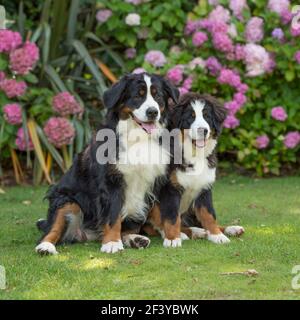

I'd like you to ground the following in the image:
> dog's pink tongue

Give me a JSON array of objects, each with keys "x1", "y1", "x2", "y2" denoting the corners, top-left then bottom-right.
[
  {"x1": 195, "y1": 139, "x2": 206, "y2": 148},
  {"x1": 141, "y1": 122, "x2": 156, "y2": 134}
]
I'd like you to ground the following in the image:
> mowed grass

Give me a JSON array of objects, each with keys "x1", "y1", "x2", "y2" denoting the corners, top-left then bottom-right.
[{"x1": 0, "y1": 175, "x2": 300, "y2": 300}]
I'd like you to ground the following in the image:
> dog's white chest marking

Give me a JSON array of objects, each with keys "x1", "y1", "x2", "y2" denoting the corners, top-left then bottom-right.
[
  {"x1": 177, "y1": 139, "x2": 217, "y2": 214},
  {"x1": 117, "y1": 119, "x2": 168, "y2": 221}
]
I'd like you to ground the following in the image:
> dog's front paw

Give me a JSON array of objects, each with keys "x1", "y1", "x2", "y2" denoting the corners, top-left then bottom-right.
[
  {"x1": 163, "y1": 238, "x2": 182, "y2": 248},
  {"x1": 35, "y1": 241, "x2": 58, "y2": 255},
  {"x1": 207, "y1": 232, "x2": 230, "y2": 244},
  {"x1": 122, "y1": 234, "x2": 150, "y2": 249},
  {"x1": 224, "y1": 226, "x2": 245, "y2": 237},
  {"x1": 101, "y1": 240, "x2": 124, "y2": 254},
  {"x1": 189, "y1": 227, "x2": 207, "y2": 239}
]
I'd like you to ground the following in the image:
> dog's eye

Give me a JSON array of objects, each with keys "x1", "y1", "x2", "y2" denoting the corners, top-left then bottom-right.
[
  {"x1": 139, "y1": 89, "x2": 145, "y2": 96},
  {"x1": 151, "y1": 87, "x2": 157, "y2": 95},
  {"x1": 203, "y1": 109, "x2": 209, "y2": 117},
  {"x1": 192, "y1": 111, "x2": 196, "y2": 118}
]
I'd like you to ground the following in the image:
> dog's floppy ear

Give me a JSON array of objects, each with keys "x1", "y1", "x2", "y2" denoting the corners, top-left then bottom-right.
[
  {"x1": 202, "y1": 94, "x2": 227, "y2": 135},
  {"x1": 163, "y1": 78, "x2": 180, "y2": 105},
  {"x1": 103, "y1": 76, "x2": 128, "y2": 109}
]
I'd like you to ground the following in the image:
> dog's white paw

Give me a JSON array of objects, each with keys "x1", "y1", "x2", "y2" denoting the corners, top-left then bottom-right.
[
  {"x1": 122, "y1": 234, "x2": 150, "y2": 249},
  {"x1": 224, "y1": 226, "x2": 245, "y2": 237},
  {"x1": 189, "y1": 227, "x2": 207, "y2": 239},
  {"x1": 207, "y1": 232, "x2": 230, "y2": 244},
  {"x1": 163, "y1": 238, "x2": 182, "y2": 248},
  {"x1": 101, "y1": 240, "x2": 124, "y2": 254},
  {"x1": 180, "y1": 232, "x2": 190, "y2": 240},
  {"x1": 35, "y1": 242, "x2": 58, "y2": 255}
]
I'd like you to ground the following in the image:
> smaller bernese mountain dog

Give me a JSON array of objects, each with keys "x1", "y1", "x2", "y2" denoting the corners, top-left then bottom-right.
[
  {"x1": 144, "y1": 93, "x2": 244, "y2": 247},
  {"x1": 35, "y1": 73, "x2": 179, "y2": 255}
]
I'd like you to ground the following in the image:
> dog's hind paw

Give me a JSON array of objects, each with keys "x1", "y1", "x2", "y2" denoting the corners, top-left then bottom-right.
[
  {"x1": 122, "y1": 234, "x2": 150, "y2": 249},
  {"x1": 189, "y1": 227, "x2": 207, "y2": 239},
  {"x1": 163, "y1": 238, "x2": 182, "y2": 248},
  {"x1": 224, "y1": 226, "x2": 245, "y2": 237},
  {"x1": 101, "y1": 240, "x2": 124, "y2": 254},
  {"x1": 35, "y1": 241, "x2": 58, "y2": 255},
  {"x1": 207, "y1": 232, "x2": 230, "y2": 244}
]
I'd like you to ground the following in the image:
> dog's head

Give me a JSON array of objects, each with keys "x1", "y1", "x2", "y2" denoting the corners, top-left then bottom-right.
[
  {"x1": 103, "y1": 73, "x2": 179, "y2": 134},
  {"x1": 170, "y1": 93, "x2": 227, "y2": 148}
]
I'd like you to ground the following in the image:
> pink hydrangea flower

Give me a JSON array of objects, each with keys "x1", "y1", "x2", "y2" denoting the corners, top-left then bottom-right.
[
  {"x1": 137, "y1": 28, "x2": 149, "y2": 39},
  {"x1": 228, "y1": 23, "x2": 238, "y2": 38},
  {"x1": 217, "y1": 68, "x2": 241, "y2": 89},
  {"x1": 234, "y1": 92, "x2": 247, "y2": 107},
  {"x1": 182, "y1": 76, "x2": 193, "y2": 91},
  {"x1": 271, "y1": 106, "x2": 287, "y2": 121},
  {"x1": 192, "y1": 31, "x2": 208, "y2": 47},
  {"x1": 235, "y1": 44, "x2": 246, "y2": 60},
  {"x1": 256, "y1": 135, "x2": 270, "y2": 149},
  {"x1": 125, "y1": 48, "x2": 136, "y2": 59},
  {"x1": 212, "y1": 32, "x2": 234, "y2": 53},
  {"x1": 208, "y1": 5, "x2": 231, "y2": 24},
  {"x1": 284, "y1": 131, "x2": 300, "y2": 148},
  {"x1": 15, "y1": 128, "x2": 34, "y2": 151},
  {"x1": 223, "y1": 115, "x2": 240, "y2": 128},
  {"x1": 229, "y1": 0, "x2": 248, "y2": 20},
  {"x1": 244, "y1": 44, "x2": 270, "y2": 77},
  {"x1": 184, "y1": 20, "x2": 199, "y2": 35},
  {"x1": 294, "y1": 51, "x2": 300, "y2": 64},
  {"x1": 44, "y1": 117, "x2": 75, "y2": 148},
  {"x1": 166, "y1": 66, "x2": 183, "y2": 85},
  {"x1": 268, "y1": 0, "x2": 290, "y2": 16},
  {"x1": 144, "y1": 50, "x2": 166, "y2": 67},
  {"x1": 208, "y1": 0, "x2": 219, "y2": 5},
  {"x1": 132, "y1": 67, "x2": 146, "y2": 74},
  {"x1": 179, "y1": 87, "x2": 189, "y2": 96},
  {"x1": 125, "y1": 0, "x2": 143, "y2": 4},
  {"x1": 0, "y1": 79, "x2": 27, "y2": 98},
  {"x1": 281, "y1": 9, "x2": 293, "y2": 24},
  {"x1": 0, "y1": 30, "x2": 22, "y2": 53},
  {"x1": 245, "y1": 17, "x2": 264, "y2": 43},
  {"x1": 237, "y1": 83, "x2": 249, "y2": 94},
  {"x1": 96, "y1": 9, "x2": 112, "y2": 23},
  {"x1": 125, "y1": 13, "x2": 141, "y2": 26},
  {"x1": 0, "y1": 71, "x2": 5, "y2": 83},
  {"x1": 224, "y1": 100, "x2": 240, "y2": 114},
  {"x1": 272, "y1": 28, "x2": 285, "y2": 41},
  {"x1": 9, "y1": 41, "x2": 39, "y2": 75},
  {"x1": 290, "y1": 25, "x2": 300, "y2": 37},
  {"x1": 52, "y1": 92, "x2": 83, "y2": 117},
  {"x1": 3, "y1": 103, "x2": 23, "y2": 125},
  {"x1": 206, "y1": 57, "x2": 222, "y2": 75}
]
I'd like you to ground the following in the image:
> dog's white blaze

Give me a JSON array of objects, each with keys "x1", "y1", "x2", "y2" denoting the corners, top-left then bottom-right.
[
  {"x1": 117, "y1": 118, "x2": 168, "y2": 221},
  {"x1": 132, "y1": 74, "x2": 161, "y2": 122},
  {"x1": 177, "y1": 137, "x2": 217, "y2": 214},
  {"x1": 189, "y1": 100, "x2": 210, "y2": 140}
]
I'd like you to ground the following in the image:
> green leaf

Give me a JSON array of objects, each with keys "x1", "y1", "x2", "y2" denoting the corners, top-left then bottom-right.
[
  {"x1": 44, "y1": 65, "x2": 68, "y2": 92},
  {"x1": 285, "y1": 70, "x2": 295, "y2": 82},
  {"x1": 153, "y1": 20, "x2": 162, "y2": 33},
  {"x1": 24, "y1": 73, "x2": 39, "y2": 84}
]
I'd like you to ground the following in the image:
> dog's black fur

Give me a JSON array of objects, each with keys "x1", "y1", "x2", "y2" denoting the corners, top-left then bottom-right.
[
  {"x1": 145, "y1": 93, "x2": 230, "y2": 244},
  {"x1": 36, "y1": 73, "x2": 179, "y2": 252}
]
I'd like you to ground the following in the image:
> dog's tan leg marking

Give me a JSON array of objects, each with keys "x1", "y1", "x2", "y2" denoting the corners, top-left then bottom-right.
[
  {"x1": 195, "y1": 207, "x2": 230, "y2": 244},
  {"x1": 43, "y1": 203, "x2": 81, "y2": 244},
  {"x1": 101, "y1": 217, "x2": 124, "y2": 253}
]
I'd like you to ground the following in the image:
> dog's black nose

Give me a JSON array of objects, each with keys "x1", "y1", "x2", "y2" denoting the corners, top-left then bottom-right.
[{"x1": 146, "y1": 107, "x2": 158, "y2": 120}]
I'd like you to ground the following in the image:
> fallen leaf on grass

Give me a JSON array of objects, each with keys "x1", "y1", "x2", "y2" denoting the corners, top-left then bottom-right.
[
  {"x1": 22, "y1": 200, "x2": 31, "y2": 205},
  {"x1": 0, "y1": 188, "x2": 6, "y2": 194},
  {"x1": 220, "y1": 269, "x2": 259, "y2": 277}
]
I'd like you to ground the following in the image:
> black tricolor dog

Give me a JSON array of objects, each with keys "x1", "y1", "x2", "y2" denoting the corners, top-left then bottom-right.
[
  {"x1": 35, "y1": 73, "x2": 179, "y2": 255},
  {"x1": 145, "y1": 93, "x2": 244, "y2": 246}
]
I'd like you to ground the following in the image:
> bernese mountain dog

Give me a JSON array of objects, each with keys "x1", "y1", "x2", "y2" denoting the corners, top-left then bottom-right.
[
  {"x1": 144, "y1": 93, "x2": 244, "y2": 246},
  {"x1": 35, "y1": 73, "x2": 179, "y2": 255}
]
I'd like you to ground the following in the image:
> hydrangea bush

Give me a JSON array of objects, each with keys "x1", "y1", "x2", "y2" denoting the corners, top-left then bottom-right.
[
  {"x1": 0, "y1": 29, "x2": 82, "y2": 180},
  {"x1": 104, "y1": 0, "x2": 300, "y2": 175}
]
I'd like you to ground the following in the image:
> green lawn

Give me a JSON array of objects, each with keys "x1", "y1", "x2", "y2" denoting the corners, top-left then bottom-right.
[{"x1": 0, "y1": 175, "x2": 299, "y2": 300}]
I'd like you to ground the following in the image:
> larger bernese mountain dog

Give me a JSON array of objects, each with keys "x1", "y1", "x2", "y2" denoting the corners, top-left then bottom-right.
[
  {"x1": 35, "y1": 73, "x2": 179, "y2": 255},
  {"x1": 144, "y1": 93, "x2": 245, "y2": 246}
]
